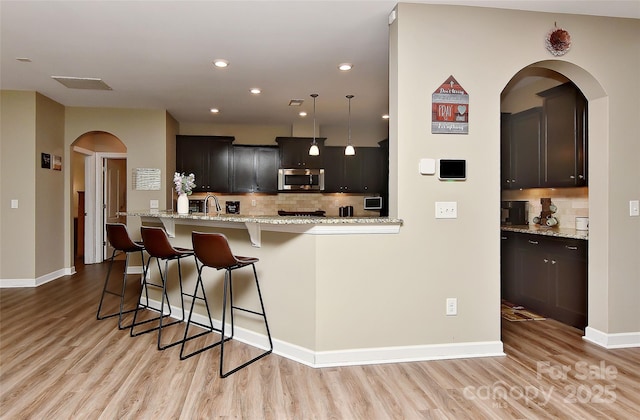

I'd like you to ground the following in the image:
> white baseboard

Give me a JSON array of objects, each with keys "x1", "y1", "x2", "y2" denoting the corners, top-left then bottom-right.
[
  {"x1": 0, "y1": 267, "x2": 75, "y2": 288},
  {"x1": 584, "y1": 326, "x2": 640, "y2": 349},
  {"x1": 142, "y1": 297, "x2": 505, "y2": 367}
]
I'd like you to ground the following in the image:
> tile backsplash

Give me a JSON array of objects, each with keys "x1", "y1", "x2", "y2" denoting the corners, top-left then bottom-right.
[
  {"x1": 502, "y1": 187, "x2": 588, "y2": 228},
  {"x1": 186, "y1": 192, "x2": 382, "y2": 217}
]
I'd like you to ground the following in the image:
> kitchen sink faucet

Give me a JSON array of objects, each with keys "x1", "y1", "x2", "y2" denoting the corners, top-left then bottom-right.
[{"x1": 204, "y1": 193, "x2": 221, "y2": 215}]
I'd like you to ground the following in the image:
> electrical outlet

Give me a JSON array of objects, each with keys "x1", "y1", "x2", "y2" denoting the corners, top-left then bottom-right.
[
  {"x1": 251, "y1": 199, "x2": 257, "y2": 207},
  {"x1": 446, "y1": 298, "x2": 457, "y2": 316},
  {"x1": 436, "y1": 201, "x2": 457, "y2": 219},
  {"x1": 150, "y1": 199, "x2": 159, "y2": 209},
  {"x1": 11, "y1": 199, "x2": 18, "y2": 209}
]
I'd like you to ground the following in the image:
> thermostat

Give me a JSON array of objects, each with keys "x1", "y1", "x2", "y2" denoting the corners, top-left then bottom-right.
[{"x1": 438, "y1": 159, "x2": 466, "y2": 181}]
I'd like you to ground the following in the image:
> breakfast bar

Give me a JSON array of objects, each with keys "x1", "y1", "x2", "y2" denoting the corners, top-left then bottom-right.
[{"x1": 122, "y1": 210, "x2": 403, "y2": 366}]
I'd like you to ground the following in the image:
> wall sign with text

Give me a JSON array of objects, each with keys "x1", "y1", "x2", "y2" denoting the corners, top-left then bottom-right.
[{"x1": 431, "y1": 75, "x2": 469, "y2": 134}]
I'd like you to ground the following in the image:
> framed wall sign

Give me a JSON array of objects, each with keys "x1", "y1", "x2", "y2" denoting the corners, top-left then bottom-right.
[{"x1": 431, "y1": 75, "x2": 469, "y2": 134}]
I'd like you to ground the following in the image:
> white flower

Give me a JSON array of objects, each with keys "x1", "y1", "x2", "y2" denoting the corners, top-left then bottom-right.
[{"x1": 174, "y1": 172, "x2": 196, "y2": 195}]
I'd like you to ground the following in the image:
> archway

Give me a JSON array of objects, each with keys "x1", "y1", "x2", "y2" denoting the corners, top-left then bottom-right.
[
  {"x1": 500, "y1": 60, "x2": 607, "y2": 341},
  {"x1": 71, "y1": 131, "x2": 127, "y2": 264}
]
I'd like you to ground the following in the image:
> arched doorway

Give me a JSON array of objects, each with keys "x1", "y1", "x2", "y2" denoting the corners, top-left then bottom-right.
[
  {"x1": 71, "y1": 131, "x2": 127, "y2": 264},
  {"x1": 500, "y1": 60, "x2": 607, "y2": 340}
]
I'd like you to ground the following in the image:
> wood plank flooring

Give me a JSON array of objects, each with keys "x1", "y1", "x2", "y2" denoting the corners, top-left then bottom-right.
[{"x1": 1, "y1": 260, "x2": 639, "y2": 419}]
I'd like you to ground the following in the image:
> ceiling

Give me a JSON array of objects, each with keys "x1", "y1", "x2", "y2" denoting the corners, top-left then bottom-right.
[{"x1": 2, "y1": 1, "x2": 638, "y2": 130}]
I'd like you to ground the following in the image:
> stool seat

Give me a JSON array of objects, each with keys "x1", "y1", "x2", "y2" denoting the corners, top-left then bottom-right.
[
  {"x1": 180, "y1": 231, "x2": 272, "y2": 378},
  {"x1": 130, "y1": 226, "x2": 194, "y2": 351},
  {"x1": 97, "y1": 223, "x2": 145, "y2": 330}
]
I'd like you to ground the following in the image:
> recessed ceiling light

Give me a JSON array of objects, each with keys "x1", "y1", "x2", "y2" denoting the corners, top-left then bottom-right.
[
  {"x1": 213, "y1": 59, "x2": 229, "y2": 68},
  {"x1": 382, "y1": 114, "x2": 390, "y2": 120},
  {"x1": 250, "y1": 88, "x2": 261, "y2": 94},
  {"x1": 299, "y1": 111, "x2": 307, "y2": 117},
  {"x1": 210, "y1": 108, "x2": 220, "y2": 114},
  {"x1": 338, "y1": 63, "x2": 353, "y2": 71},
  {"x1": 289, "y1": 99, "x2": 304, "y2": 106}
]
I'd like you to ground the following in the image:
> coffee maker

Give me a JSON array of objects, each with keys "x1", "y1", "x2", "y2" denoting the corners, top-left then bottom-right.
[{"x1": 501, "y1": 201, "x2": 528, "y2": 225}]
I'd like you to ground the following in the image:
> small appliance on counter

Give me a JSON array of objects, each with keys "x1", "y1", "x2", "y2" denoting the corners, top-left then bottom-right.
[
  {"x1": 339, "y1": 206, "x2": 354, "y2": 217},
  {"x1": 500, "y1": 201, "x2": 528, "y2": 225},
  {"x1": 225, "y1": 201, "x2": 240, "y2": 214}
]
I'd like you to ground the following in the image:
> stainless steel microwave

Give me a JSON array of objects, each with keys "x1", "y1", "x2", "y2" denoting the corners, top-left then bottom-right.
[{"x1": 278, "y1": 168, "x2": 325, "y2": 191}]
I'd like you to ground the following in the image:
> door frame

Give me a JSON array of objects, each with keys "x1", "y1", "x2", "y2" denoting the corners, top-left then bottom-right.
[{"x1": 96, "y1": 153, "x2": 127, "y2": 262}]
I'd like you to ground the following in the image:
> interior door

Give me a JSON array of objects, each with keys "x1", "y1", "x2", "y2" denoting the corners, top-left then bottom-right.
[{"x1": 104, "y1": 158, "x2": 127, "y2": 258}]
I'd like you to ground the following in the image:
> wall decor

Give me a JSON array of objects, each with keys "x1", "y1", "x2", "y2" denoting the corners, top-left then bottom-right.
[
  {"x1": 432, "y1": 75, "x2": 469, "y2": 134},
  {"x1": 133, "y1": 168, "x2": 161, "y2": 190},
  {"x1": 53, "y1": 155, "x2": 62, "y2": 171},
  {"x1": 545, "y1": 24, "x2": 571, "y2": 56},
  {"x1": 41, "y1": 153, "x2": 51, "y2": 169}
]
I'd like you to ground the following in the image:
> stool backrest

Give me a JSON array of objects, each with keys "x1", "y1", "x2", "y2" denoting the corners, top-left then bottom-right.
[
  {"x1": 192, "y1": 231, "x2": 237, "y2": 269},
  {"x1": 106, "y1": 223, "x2": 141, "y2": 252},
  {"x1": 141, "y1": 226, "x2": 178, "y2": 259}
]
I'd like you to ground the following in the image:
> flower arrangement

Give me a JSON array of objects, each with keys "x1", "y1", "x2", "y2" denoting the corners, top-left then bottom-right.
[{"x1": 173, "y1": 172, "x2": 196, "y2": 196}]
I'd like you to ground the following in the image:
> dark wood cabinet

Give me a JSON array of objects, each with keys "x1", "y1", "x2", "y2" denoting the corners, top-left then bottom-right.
[
  {"x1": 324, "y1": 146, "x2": 384, "y2": 193},
  {"x1": 276, "y1": 137, "x2": 325, "y2": 168},
  {"x1": 502, "y1": 107, "x2": 543, "y2": 189},
  {"x1": 232, "y1": 145, "x2": 279, "y2": 193},
  {"x1": 176, "y1": 135, "x2": 234, "y2": 192},
  {"x1": 538, "y1": 82, "x2": 588, "y2": 187},
  {"x1": 501, "y1": 231, "x2": 587, "y2": 330},
  {"x1": 501, "y1": 82, "x2": 587, "y2": 190}
]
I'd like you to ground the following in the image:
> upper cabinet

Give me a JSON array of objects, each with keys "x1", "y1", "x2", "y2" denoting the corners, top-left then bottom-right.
[
  {"x1": 176, "y1": 135, "x2": 234, "y2": 192},
  {"x1": 502, "y1": 108, "x2": 543, "y2": 189},
  {"x1": 538, "y1": 83, "x2": 588, "y2": 187},
  {"x1": 276, "y1": 137, "x2": 325, "y2": 168},
  {"x1": 232, "y1": 145, "x2": 279, "y2": 193},
  {"x1": 501, "y1": 82, "x2": 587, "y2": 190},
  {"x1": 324, "y1": 146, "x2": 385, "y2": 193}
]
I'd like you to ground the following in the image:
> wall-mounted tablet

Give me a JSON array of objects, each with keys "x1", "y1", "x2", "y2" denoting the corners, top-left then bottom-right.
[{"x1": 438, "y1": 159, "x2": 466, "y2": 180}]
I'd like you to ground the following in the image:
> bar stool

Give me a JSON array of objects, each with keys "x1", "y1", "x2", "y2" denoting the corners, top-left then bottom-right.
[
  {"x1": 97, "y1": 223, "x2": 145, "y2": 330},
  {"x1": 181, "y1": 231, "x2": 272, "y2": 378},
  {"x1": 130, "y1": 226, "x2": 194, "y2": 350}
]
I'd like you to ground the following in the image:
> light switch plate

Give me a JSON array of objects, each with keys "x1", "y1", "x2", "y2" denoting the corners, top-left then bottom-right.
[
  {"x1": 631, "y1": 200, "x2": 639, "y2": 217},
  {"x1": 435, "y1": 201, "x2": 457, "y2": 219},
  {"x1": 150, "y1": 199, "x2": 159, "y2": 209},
  {"x1": 419, "y1": 158, "x2": 436, "y2": 175},
  {"x1": 11, "y1": 199, "x2": 18, "y2": 209}
]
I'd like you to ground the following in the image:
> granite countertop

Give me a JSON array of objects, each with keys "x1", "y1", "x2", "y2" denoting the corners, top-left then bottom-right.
[
  {"x1": 501, "y1": 224, "x2": 588, "y2": 240},
  {"x1": 123, "y1": 210, "x2": 403, "y2": 225}
]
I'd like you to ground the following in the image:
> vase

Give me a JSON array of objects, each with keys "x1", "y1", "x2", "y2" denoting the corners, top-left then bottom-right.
[{"x1": 177, "y1": 194, "x2": 189, "y2": 214}]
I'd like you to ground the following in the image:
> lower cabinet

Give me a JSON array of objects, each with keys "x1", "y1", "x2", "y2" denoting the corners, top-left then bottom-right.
[{"x1": 501, "y1": 231, "x2": 587, "y2": 330}]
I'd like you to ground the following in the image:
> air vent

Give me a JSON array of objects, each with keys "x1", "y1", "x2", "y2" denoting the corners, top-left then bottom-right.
[
  {"x1": 51, "y1": 76, "x2": 112, "y2": 90},
  {"x1": 288, "y1": 99, "x2": 304, "y2": 106}
]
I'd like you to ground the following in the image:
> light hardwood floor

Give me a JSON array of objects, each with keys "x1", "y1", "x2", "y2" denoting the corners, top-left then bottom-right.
[{"x1": 1, "y1": 260, "x2": 639, "y2": 419}]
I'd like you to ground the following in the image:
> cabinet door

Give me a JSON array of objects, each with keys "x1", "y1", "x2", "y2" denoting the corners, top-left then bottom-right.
[
  {"x1": 509, "y1": 108, "x2": 542, "y2": 189},
  {"x1": 277, "y1": 137, "x2": 324, "y2": 168},
  {"x1": 516, "y1": 237, "x2": 551, "y2": 316},
  {"x1": 359, "y1": 147, "x2": 384, "y2": 193},
  {"x1": 500, "y1": 232, "x2": 519, "y2": 303},
  {"x1": 232, "y1": 146, "x2": 255, "y2": 192},
  {"x1": 176, "y1": 136, "x2": 210, "y2": 192},
  {"x1": 205, "y1": 139, "x2": 232, "y2": 192},
  {"x1": 500, "y1": 113, "x2": 512, "y2": 190},
  {"x1": 323, "y1": 147, "x2": 344, "y2": 192},
  {"x1": 255, "y1": 147, "x2": 278, "y2": 192},
  {"x1": 550, "y1": 240, "x2": 587, "y2": 329},
  {"x1": 540, "y1": 83, "x2": 588, "y2": 187}
]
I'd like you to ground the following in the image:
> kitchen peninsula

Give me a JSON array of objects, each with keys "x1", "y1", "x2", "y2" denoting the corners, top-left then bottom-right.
[{"x1": 122, "y1": 210, "x2": 403, "y2": 366}]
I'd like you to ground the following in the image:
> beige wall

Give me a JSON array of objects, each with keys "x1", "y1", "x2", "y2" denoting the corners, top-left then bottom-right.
[
  {"x1": 1, "y1": 91, "x2": 37, "y2": 278},
  {"x1": 64, "y1": 107, "x2": 170, "y2": 267},
  {"x1": 35, "y1": 93, "x2": 66, "y2": 278},
  {"x1": 391, "y1": 4, "x2": 639, "y2": 339}
]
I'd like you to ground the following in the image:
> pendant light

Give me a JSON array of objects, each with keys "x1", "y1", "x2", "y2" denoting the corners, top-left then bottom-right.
[
  {"x1": 345, "y1": 94, "x2": 356, "y2": 156},
  {"x1": 309, "y1": 93, "x2": 320, "y2": 156}
]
